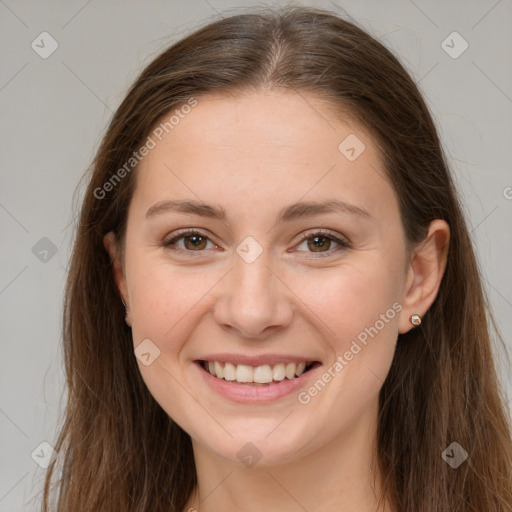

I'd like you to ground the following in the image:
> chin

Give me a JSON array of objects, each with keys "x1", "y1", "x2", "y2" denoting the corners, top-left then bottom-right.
[{"x1": 195, "y1": 425, "x2": 317, "y2": 468}]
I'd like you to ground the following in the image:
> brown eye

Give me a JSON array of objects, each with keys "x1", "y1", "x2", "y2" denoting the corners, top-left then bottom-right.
[
  {"x1": 183, "y1": 234, "x2": 208, "y2": 250},
  {"x1": 295, "y1": 230, "x2": 351, "y2": 257},
  {"x1": 164, "y1": 230, "x2": 216, "y2": 252},
  {"x1": 307, "y1": 235, "x2": 333, "y2": 252}
]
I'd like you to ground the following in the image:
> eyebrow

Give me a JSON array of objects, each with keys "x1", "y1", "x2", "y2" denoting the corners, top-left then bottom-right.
[{"x1": 145, "y1": 198, "x2": 373, "y2": 224}]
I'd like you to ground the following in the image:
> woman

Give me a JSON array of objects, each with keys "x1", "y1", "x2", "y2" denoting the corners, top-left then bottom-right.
[{"x1": 41, "y1": 5, "x2": 512, "y2": 511}]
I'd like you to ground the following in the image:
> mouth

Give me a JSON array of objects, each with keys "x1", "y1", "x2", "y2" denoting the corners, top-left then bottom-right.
[{"x1": 197, "y1": 359, "x2": 320, "y2": 386}]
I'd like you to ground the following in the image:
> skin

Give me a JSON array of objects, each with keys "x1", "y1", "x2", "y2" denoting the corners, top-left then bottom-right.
[{"x1": 104, "y1": 89, "x2": 449, "y2": 512}]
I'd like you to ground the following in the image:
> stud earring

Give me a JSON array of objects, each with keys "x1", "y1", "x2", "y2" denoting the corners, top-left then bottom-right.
[{"x1": 410, "y1": 314, "x2": 422, "y2": 326}]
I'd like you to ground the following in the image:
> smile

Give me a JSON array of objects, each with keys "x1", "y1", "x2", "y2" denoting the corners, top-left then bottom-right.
[{"x1": 200, "y1": 360, "x2": 316, "y2": 385}]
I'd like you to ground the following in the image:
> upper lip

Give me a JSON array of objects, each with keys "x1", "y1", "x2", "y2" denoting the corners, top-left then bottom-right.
[{"x1": 195, "y1": 353, "x2": 320, "y2": 366}]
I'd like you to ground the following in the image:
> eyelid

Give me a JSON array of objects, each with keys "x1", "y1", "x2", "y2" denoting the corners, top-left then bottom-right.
[
  {"x1": 297, "y1": 228, "x2": 350, "y2": 245},
  {"x1": 292, "y1": 228, "x2": 352, "y2": 257},
  {"x1": 163, "y1": 228, "x2": 219, "y2": 253},
  {"x1": 163, "y1": 227, "x2": 352, "y2": 256}
]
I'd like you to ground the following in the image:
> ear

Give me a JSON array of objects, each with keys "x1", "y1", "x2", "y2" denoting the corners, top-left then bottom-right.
[
  {"x1": 103, "y1": 231, "x2": 132, "y2": 326},
  {"x1": 398, "y1": 219, "x2": 450, "y2": 334}
]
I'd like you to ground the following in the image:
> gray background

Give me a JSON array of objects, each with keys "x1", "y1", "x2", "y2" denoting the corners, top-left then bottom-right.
[{"x1": 1, "y1": 0, "x2": 511, "y2": 510}]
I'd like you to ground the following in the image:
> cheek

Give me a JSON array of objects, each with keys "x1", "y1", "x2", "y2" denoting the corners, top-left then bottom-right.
[
  {"x1": 128, "y1": 258, "x2": 217, "y2": 343},
  {"x1": 296, "y1": 258, "x2": 401, "y2": 337},
  {"x1": 294, "y1": 260, "x2": 401, "y2": 388},
  {"x1": 126, "y1": 261, "x2": 218, "y2": 434}
]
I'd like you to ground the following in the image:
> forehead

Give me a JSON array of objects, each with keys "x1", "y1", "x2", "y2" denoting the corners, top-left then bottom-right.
[{"x1": 132, "y1": 89, "x2": 397, "y2": 224}]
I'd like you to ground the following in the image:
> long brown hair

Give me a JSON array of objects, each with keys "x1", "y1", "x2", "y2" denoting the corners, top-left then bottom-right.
[{"x1": 41, "y1": 5, "x2": 512, "y2": 511}]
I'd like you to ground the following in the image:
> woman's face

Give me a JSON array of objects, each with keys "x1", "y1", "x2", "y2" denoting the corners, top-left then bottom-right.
[{"x1": 109, "y1": 90, "x2": 413, "y2": 466}]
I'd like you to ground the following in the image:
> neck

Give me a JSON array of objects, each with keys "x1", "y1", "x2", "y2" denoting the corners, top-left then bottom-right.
[{"x1": 183, "y1": 397, "x2": 393, "y2": 512}]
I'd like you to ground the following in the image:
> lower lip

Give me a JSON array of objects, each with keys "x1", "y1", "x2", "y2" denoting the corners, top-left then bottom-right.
[{"x1": 194, "y1": 361, "x2": 320, "y2": 403}]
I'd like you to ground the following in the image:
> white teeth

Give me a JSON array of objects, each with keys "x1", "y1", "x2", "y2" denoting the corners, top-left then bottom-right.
[
  {"x1": 272, "y1": 363, "x2": 286, "y2": 381},
  {"x1": 214, "y1": 361, "x2": 223, "y2": 379},
  {"x1": 285, "y1": 363, "x2": 296, "y2": 380},
  {"x1": 204, "y1": 360, "x2": 313, "y2": 383},
  {"x1": 223, "y1": 362, "x2": 236, "y2": 381},
  {"x1": 236, "y1": 364, "x2": 253, "y2": 383},
  {"x1": 295, "y1": 362, "x2": 306, "y2": 377},
  {"x1": 253, "y1": 365, "x2": 273, "y2": 383}
]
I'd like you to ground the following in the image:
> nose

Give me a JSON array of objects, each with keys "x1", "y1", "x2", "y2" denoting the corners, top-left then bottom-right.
[{"x1": 213, "y1": 249, "x2": 294, "y2": 339}]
